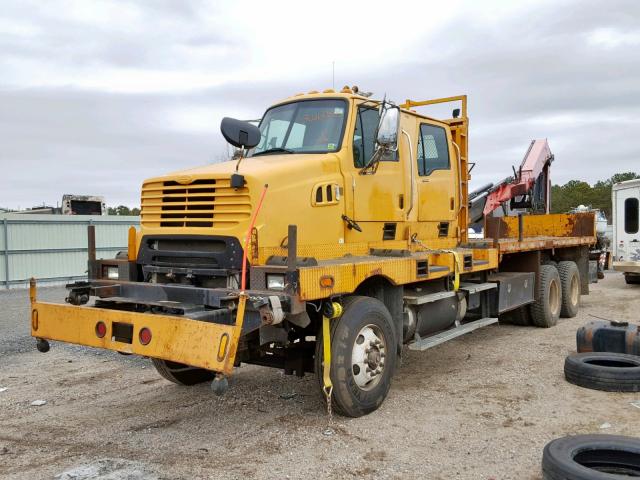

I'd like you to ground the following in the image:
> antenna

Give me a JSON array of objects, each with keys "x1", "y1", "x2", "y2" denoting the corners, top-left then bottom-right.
[{"x1": 332, "y1": 61, "x2": 335, "y2": 89}]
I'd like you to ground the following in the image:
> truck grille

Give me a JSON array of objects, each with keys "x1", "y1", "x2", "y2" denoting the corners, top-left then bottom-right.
[{"x1": 141, "y1": 178, "x2": 251, "y2": 228}]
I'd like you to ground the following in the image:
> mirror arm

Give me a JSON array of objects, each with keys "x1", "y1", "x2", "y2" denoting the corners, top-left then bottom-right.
[
  {"x1": 234, "y1": 145, "x2": 246, "y2": 172},
  {"x1": 358, "y1": 147, "x2": 383, "y2": 175}
]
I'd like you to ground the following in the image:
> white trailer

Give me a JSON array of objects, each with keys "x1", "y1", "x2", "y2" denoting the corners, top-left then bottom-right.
[{"x1": 612, "y1": 179, "x2": 640, "y2": 284}]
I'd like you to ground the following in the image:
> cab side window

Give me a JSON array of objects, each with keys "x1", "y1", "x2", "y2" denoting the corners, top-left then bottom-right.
[
  {"x1": 353, "y1": 106, "x2": 398, "y2": 167},
  {"x1": 417, "y1": 124, "x2": 450, "y2": 176},
  {"x1": 625, "y1": 198, "x2": 639, "y2": 234}
]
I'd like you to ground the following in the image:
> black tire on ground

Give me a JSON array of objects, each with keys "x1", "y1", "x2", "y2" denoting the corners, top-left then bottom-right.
[
  {"x1": 564, "y1": 352, "x2": 640, "y2": 392},
  {"x1": 531, "y1": 264, "x2": 562, "y2": 328},
  {"x1": 558, "y1": 261, "x2": 580, "y2": 318},
  {"x1": 626, "y1": 274, "x2": 640, "y2": 285},
  {"x1": 314, "y1": 296, "x2": 397, "y2": 418},
  {"x1": 542, "y1": 434, "x2": 640, "y2": 479},
  {"x1": 152, "y1": 358, "x2": 215, "y2": 386},
  {"x1": 499, "y1": 305, "x2": 531, "y2": 326}
]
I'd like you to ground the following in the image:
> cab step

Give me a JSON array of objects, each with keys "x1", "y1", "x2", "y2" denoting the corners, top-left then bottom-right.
[{"x1": 407, "y1": 317, "x2": 499, "y2": 351}]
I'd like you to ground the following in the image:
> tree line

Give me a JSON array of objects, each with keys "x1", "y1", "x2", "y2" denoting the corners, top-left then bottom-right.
[
  {"x1": 107, "y1": 205, "x2": 140, "y2": 216},
  {"x1": 550, "y1": 172, "x2": 639, "y2": 220}
]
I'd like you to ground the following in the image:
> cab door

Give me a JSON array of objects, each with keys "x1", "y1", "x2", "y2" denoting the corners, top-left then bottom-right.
[
  {"x1": 415, "y1": 123, "x2": 458, "y2": 227},
  {"x1": 351, "y1": 104, "x2": 406, "y2": 222}
]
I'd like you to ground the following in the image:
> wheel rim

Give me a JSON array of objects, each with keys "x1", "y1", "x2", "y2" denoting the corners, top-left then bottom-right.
[
  {"x1": 570, "y1": 274, "x2": 580, "y2": 306},
  {"x1": 351, "y1": 324, "x2": 387, "y2": 391},
  {"x1": 549, "y1": 279, "x2": 560, "y2": 316}
]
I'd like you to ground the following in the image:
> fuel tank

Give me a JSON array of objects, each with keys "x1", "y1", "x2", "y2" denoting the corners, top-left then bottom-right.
[{"x1": 576, "y1": 320, "x2": 640, "y2": 356}]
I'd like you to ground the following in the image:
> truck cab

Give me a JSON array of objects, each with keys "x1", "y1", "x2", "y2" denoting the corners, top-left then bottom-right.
[{"x1": 137, "y1": 89, "x2": 468, "y2": 292}]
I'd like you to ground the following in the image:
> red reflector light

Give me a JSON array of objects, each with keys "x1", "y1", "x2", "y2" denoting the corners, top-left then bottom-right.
[
  {"x1": 95, "y1": 321, "x2": 107, "y2": 338},
  {"x1": 139, "y1": 327, "x2": 152, "y2": 345}
]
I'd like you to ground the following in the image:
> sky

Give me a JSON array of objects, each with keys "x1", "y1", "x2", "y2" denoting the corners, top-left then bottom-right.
[{"x1": 1, "y1": 0, "x2": 639, "y2": 210}]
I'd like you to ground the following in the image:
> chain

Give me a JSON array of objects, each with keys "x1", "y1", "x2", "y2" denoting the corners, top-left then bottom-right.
[{"x1": 323, "y1": 385, "x2": 334, "y2": 432}]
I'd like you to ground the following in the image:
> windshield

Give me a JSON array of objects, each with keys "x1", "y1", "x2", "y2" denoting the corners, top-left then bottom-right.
[{"x1": 251, "y1": 99, "x2": 347, "y2": 155}]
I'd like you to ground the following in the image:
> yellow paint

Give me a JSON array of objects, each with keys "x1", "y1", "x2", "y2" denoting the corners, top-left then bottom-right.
[
  {"x1": 138, "y1": 92, "x2": 471, "y2": 268},
  {"x1": 30, "y1": 296, "x2": 239, "y2": 372},
  {"x1": 30, "y1": 91, "x2": 597, "y2": 370}
]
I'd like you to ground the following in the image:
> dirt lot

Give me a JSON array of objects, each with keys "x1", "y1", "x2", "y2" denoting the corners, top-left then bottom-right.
[{"x1": 1, "y1": 274, "x2": 639, "y2": 480}]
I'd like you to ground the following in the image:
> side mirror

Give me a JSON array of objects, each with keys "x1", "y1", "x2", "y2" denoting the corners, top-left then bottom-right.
[
  {"x1": 220, "y1": 117, "x2": 261, "y2": 149},
  {"x1": 376, "y1": 106, "x2": 400, "y2": 150}
]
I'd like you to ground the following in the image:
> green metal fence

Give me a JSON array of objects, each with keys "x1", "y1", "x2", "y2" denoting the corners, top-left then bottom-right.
[{"x1": 0, "y1": 214, "x2": 139, "y2": 288}]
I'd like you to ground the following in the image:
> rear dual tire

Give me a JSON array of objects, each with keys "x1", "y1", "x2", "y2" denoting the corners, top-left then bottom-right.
[
  {"x1": 558, "y1": 261, "x2": 580, "y2": 318},
  {"x1": 531, "y1": 262, "x2": 581, "y2": 327},
  {"x1": 531, "y1": 265, "x2": 562, "y2": 328}
]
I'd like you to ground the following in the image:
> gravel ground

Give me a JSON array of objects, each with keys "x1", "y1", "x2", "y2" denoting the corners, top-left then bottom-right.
[{"x1": 1, "y1": 274, "x2": 639, "y2": 479}]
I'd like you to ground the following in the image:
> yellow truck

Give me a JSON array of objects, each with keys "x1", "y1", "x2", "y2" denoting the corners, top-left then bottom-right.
[{"x1": 30, "y1": 89, "x2": 596, "y2": 417}]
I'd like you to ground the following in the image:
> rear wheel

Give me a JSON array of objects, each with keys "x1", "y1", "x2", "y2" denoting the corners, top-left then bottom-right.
[
  {"x1": 558, "y1": 261, "x2": 580, "y2": 318},
  {"x1": 152, "y1": 358, "x2": 215, "y2": 386},
  {"x1": 531, "y1": 264, "x2": 561, "y2": 328},
  {"x1": 315, "y1": 296, "x2": 397, "y2": 417}
]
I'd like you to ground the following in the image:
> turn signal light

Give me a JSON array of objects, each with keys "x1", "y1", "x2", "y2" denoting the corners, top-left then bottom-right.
[
  {"x1": 139, "y1": 327, "x2": 152, "y2": 346},
  {"x1": 95, "y1": 321, "x2": 107, "y2": 338}
]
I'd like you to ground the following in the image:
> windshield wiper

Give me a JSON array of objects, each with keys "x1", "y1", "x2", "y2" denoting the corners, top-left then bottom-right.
[{"x1": 252, "y1": 147, "x2": 294, "y2": 156}]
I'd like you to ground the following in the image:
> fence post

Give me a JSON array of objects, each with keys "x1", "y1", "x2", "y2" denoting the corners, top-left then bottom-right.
[{"x1": 3, "y1": 219, "x2": 9, "y2": 289}]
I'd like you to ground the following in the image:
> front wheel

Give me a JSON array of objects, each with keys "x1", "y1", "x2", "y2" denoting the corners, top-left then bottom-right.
[
  {"x1": 315, "y1": 296, "x2": 397, "y2": 418},
  {"x1": 152, "y1": 358, "x2": 215, "y2": 386}
]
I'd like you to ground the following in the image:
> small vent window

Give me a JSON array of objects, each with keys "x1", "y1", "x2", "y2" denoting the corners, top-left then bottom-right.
[{"x1": 312, "y1": 183, "x2": 339, "y2": 206}]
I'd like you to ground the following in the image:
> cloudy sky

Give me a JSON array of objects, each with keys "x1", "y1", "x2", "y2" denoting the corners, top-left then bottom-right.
[{"x1": 1, "y1": 0, "x2": 639, "y2": 210}]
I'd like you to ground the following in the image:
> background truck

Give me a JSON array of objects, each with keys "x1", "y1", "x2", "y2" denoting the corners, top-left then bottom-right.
[
  {"x1": 15, "y1": 194, "x2": 106, "y2": 215},
  {"x1": 30, "y1": 90, "x2": 596, "y2": 417},
  {"x1": 612, "y1": 178, "x2": 640, "y2": 284}
]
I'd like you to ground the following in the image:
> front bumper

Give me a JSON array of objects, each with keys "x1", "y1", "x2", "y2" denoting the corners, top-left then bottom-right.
[
  {"x1": 29, "y1": 279, "x2": 289, "y2": 375},
  {"x1": 612, "y1": 261, "x2": 640, "y2": 274}
]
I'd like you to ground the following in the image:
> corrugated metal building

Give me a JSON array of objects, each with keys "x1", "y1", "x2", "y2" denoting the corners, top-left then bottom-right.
[{"x1": 0, "y1": 214, "x2": 139, "y2": 288}]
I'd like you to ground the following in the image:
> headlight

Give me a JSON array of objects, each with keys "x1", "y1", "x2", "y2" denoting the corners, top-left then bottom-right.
[
  {"x1": 266, "y1": 273, "x2": 286, "y2": 290},
  {"x1": 103, "y1": 266, "x2": 119, "y2": 280}
]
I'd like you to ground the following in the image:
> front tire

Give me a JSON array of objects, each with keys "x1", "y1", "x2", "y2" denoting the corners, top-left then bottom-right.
[
  {"x1": 152, "y1": 358, "x2": 215, "y2": 386},
  {"x1": 315, "y1": 296, "x2": 397, "y2": 418}
]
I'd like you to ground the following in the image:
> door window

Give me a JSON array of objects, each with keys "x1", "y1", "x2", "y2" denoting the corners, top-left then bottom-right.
[
  {"x1": 353, "y1": 106, "x2": 398, "y2": 167},
  {"x1": 417, "y1": 124, "x2": 450, "y2": 176},
  {"x1": 625, "y1": 197, "x2": 639, "y2": 234}
]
